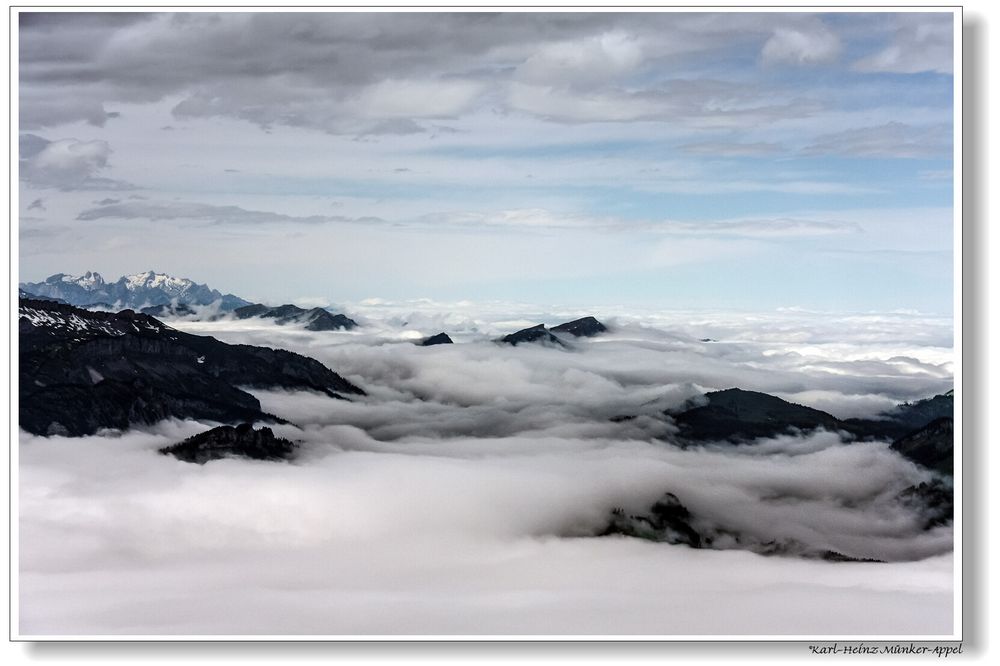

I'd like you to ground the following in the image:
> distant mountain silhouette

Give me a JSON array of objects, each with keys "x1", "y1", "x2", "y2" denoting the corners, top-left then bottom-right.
[
  {"x1": 20, "y1": 270, "x2": 249, "y2": 311},
  {"x1": 234, "y1": 303, "x2": 358, "y2": 331}
]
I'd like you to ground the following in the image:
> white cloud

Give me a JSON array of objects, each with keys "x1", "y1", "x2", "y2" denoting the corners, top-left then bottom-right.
[
  {"x1": 507, "y1": 81, "x2": 663, "y2": 123},
  {"x1": 803, "y1": 122, "x2": 951, "y2": 158},
  {"x1": 19, "y1": 136, "x2": 127, "y2": 190},
  {"x1": 761, "y1": 25, "x2": 840, "y2": 65},
  {"x1": 679, "y1": 141, "x2": 782, "y2": 156},
  {"x1": 19, "y1": 414, "x2": 953, "y2": 635},
  {"x1": 516, "y1": 31, "x2": 643, "y2": 89},
  {"x1": 347, "y1": 78, "x2": 485, "y2": 119},
  {"x1": 854, "y1": 13, "x2": 954, "y2": 74}
]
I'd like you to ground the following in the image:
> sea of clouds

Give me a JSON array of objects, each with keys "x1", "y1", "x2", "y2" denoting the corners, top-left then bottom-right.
[{"x1": 17, "y1": 302, "x2": 955, "y2": 636}]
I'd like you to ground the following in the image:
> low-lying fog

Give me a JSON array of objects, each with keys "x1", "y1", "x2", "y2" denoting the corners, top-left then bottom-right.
[{"x1": 18, "y1": 303, "x2": 954, "y2": 636}]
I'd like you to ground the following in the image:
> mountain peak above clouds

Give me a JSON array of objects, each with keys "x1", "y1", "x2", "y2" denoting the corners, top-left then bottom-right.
[
  {"x1": 234, "y1": 303, "x2": 359, "y2": 331},
  {"x1": 123, "y1": 270, "x2": 194, "y2": 293},
  {"x1": 55, "y1": 271, "x2": 106, "y2": 288},
  {"x1": 551, "y1": 316, "x2": 608, "y2": 337}
]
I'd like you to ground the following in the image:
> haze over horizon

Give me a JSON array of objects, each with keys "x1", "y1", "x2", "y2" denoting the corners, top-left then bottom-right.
[{"x1": 18, "y1": 11, "x2": 955, "y2": 314}]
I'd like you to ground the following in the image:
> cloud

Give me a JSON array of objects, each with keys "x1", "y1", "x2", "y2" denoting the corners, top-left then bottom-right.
[
  {"x1": 918, "y1": 169, "x2": 952, "y2": 182},
  {"x1": 75, "y1": 199, "x2": 385, "y2": 226},
  {"x1": 17, "y1": 12, "x2": 864, "y2": 133},
  {"x1": 71, "y1": 199, "x2": 861, "y2": 240},
  {"x1": 761, "y1": 24, "x2": 841, "y2": 65},
  {"x1": 678, "y1": 141, "x2": 783, "y2": 157},
  {"x1": 854, "y1": 13, "x2": 954, "y2": 74},
  {"x1": 506, "y1": 78, "x2": 823, "y2": 126},
  {"x1": 411, "y1": 209, "x2": 861, "y2": 238},
  {"x1": 515, "y1": 30, "x2": 644, "y2": 89},
  {"x1": 19, "y1": 134, "x2": 135, "y2": 190},
  {"x1": 18, "y1": 421, "x2": 954, "y2": 635},
  {"x1": 346, "y1": 78, "x2": 484, "y2": 119},
  {"x1": 665, "y1": 217, "x2": 862, "y2": 237},
  {"x1": 803, "y1": 122, "x2": 951, "y2": 158}
]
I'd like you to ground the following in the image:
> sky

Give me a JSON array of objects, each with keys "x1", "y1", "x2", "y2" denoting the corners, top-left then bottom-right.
[{"x1": 17, "y1": 10, "x2": 956, "y2": 313}]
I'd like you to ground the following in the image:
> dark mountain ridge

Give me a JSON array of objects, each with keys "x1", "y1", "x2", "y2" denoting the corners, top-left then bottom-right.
[
  {"x1": 551, "y1": 316, "x2": 608, "y2": 337},
  {"x1": 19, "y1": 298, "x2": 364, "y2": 436},
  {"x1": 672, "y1": 387, "x2": 954, "y2": 447},
  {"x1": 234, "y1": 303, "x2": 358, "y2": 331},
  {"x1": 500, "y1": 324, "x2": 566, "y2": 347}
]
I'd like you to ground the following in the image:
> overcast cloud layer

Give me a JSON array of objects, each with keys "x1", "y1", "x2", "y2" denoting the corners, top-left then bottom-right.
[{"x1": 18, "y1": 11, "x2": 955, "y2": 313}]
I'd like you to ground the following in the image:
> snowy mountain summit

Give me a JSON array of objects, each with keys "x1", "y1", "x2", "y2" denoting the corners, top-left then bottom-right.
[{"x1": 20, "y1": 270, "x2": 250, "y2": 311}]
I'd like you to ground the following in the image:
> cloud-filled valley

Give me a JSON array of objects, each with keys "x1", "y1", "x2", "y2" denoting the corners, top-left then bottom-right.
[{"x1": 18, "y1": 305, "x2": 955, "y2": 635}]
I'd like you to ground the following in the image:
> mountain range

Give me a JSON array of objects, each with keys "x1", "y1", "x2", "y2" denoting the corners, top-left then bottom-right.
[{"x1": 20, "y1": 270, "x2": 250, "y2": 311}]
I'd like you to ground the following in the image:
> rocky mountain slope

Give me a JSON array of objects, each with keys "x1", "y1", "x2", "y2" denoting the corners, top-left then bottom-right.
[{"x1": 19, "y1": 298, "x2": 363, "y2": 436}]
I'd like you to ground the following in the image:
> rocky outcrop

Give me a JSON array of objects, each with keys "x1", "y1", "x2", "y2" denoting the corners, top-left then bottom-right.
[
  {"x1": 19, "y1": 298, "x2": 364, "y2": 436},
  {"x1": 159, "y1": 423, "x2": 296, "y2": 464},
  {"x1": 898, "y1": 478, "x2": 953, "y2": 529},
  {"x1": 234, "y1": 303, "x2": 358, "y2": 331},
  {"x1": 500, "y1": 324, "x2": 565, "y2": 347},
  {"x1": 419, "y1": 332, "x2": 453, "y2": 346},
  {"x1": 601, "y1": 493, "x2": 703, "y2": 548},
  {"x1": 551, "y1": 316, "x2": 607, "y2": 337},
  {"x1": 599, "y1": 492, "x2": 892, "y2": 561}
]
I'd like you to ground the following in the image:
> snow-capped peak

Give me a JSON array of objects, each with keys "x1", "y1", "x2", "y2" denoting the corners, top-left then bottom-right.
[
  {"x1": 123, "y1": 271, "x2": 196, "y2": 294},
  {"x1": 57, "y1": 271, "x2": 106, "y2": 287}
]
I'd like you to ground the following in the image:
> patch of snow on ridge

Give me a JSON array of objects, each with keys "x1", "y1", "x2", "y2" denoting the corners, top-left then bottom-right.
[
  {"x1": 19, "y1": 305, "x2": 126, "y2": 337},
  {"x1": 59, "y1": 271, "x2": 106, "y2": 288}
]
